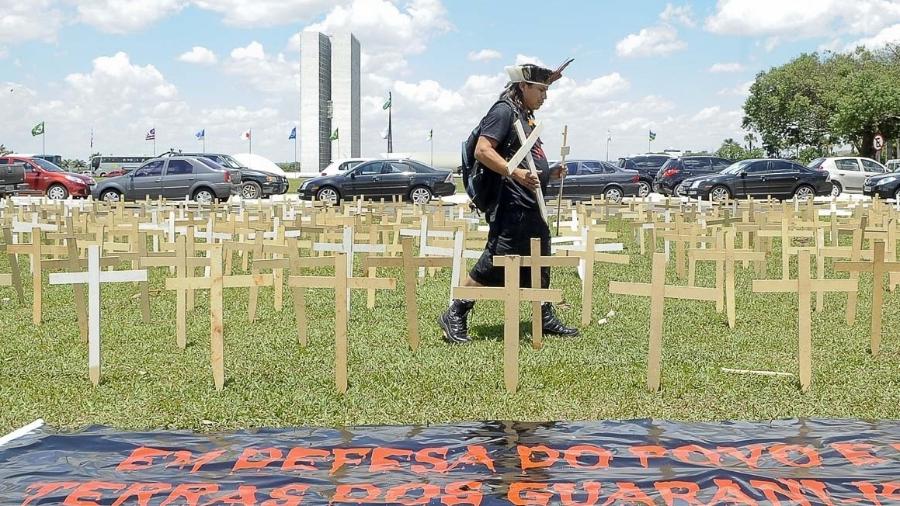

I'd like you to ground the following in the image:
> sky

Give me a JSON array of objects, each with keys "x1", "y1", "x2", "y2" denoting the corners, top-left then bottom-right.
[{"x1": 2, "y1": 0, "x2": 900, "y2": 165}]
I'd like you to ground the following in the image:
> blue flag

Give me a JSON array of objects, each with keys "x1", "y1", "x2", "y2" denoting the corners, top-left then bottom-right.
[
  {"x1": 289, "y1": 127, "x2": 297, "y2": 140},
  {"x1": 195, "y1": 129, "x2": 205, "y2": 140}
]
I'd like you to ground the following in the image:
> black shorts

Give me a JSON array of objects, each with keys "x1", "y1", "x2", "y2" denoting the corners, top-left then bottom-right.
[{"x1": 469, "y1": 205, "x2": 551, "y2": 288}]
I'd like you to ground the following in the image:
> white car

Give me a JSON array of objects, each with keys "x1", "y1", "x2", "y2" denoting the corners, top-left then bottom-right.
[
  {"x1": 887, "y1": 159, "x2": 899, "y2": 172},
  {"x1": 319, "y1": 158, "x2": 370, "y2": 177},
  {"x1": 807, "y1": 157, "x2": 890, "y2": 196}
]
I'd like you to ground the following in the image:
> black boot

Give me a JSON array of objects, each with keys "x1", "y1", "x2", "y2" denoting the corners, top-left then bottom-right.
[
  {"x1": 541, "y1": 303, "x2": 579, "y2": 337},
  {"x1": 438, "y1": 299, "x2": 475, "y2": 344}
]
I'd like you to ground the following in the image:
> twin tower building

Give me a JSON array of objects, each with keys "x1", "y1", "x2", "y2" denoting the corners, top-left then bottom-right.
[{"x1": 300, "y1": 32, "x2": 361, "y2": 171}]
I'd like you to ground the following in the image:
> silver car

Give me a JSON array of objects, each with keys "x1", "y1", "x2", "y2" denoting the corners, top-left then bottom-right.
[
  {"x1": 808, "y1": 157, "x2": 890, "y2": 196},
  {"x1": 92, "y1": 156, "x2": 241, "y2": 203}
]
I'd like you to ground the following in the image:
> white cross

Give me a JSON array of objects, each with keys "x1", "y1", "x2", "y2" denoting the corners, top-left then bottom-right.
[{"x1": 48, "y1": 245, "x2": 147, "y2": 386}]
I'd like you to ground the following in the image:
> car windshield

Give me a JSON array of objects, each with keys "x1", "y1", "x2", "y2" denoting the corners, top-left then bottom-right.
[
  {"x1": 197, "y1": 158, "x2": 225, "y2": 171},
  {"x1": 215, "y1": 155, "x2": 243, "y2": 169},
  {"x1": 720, "y1": 160, "x2": 755, "y2": 175},
  {"x1": 807, "y1": 158, "x2": 825, "y2": 168},
  {"x1": 31, "y1": 158, "x2": 64, "y2": 172}
]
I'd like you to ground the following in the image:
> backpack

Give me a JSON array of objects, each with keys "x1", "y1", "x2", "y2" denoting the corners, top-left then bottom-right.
[{"x1": 461, "y1": 99, "x2": 521, "y2": 214}]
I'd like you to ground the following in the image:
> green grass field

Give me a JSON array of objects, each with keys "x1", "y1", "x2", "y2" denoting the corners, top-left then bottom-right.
[{"x1": 0, "y1": 219, "x2": 897, "y2": 433}]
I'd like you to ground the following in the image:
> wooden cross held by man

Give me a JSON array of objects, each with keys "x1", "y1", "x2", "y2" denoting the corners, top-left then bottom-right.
[
  {"x1": 453, "y1": 254, "x2": 564, "y2": 393},
  {"x1": 609, "y1": 252, "x2": 719, "y2": 392},
  {"x1": 753, "y1": 250, "x2": 858, "y2": 391},
  {"x1": 834, "y1": 241, "x2": 900, "y2": 356},
  {"x1": 507, "y1": 120, "x2": 548, "y2": 224},
  {"x1": 48, "y1": 245, "x2": 147, "y2": 386},
  {"x1": 287, "y1": 252, "x2": 395, "y2": 394}
]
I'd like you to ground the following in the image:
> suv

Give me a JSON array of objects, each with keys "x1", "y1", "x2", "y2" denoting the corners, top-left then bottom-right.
[
  {"x1": 807, "y1": 157, "x2": 890, "y2": 196},
  {"x1": 617, "y1": 154, "x2": 672, "y2": 197},
  {"x1": 173, "y1": 152, "x2": 289, "y2": 199},
  {"x1": 0, "y1": 155, "x2": 95, "y2": 199},
  {"x1": 654, "y1": 156, "x2": 733, "y2": 196}
]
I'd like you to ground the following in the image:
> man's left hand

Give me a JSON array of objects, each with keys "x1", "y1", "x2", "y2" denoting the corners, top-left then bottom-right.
[{"x1": 551, "y1": 165, "x2": 567, "y2": 180}]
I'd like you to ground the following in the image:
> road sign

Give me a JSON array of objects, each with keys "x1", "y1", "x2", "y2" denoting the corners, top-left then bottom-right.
[{"x1": 874, "y1": 134, "x2": 885, "y2": 151}]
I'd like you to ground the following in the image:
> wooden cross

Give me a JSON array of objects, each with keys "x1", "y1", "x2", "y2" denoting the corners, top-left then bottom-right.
[
  {"x1": 0, "y1": 227, "x2": 25, "y2": 304},
  {"x1": 834, "y1": 240, "x2": 900, "y2": 356},
  {"x1": 554, "y1": 227, "x2": 628, "y2": 326},
  {"x1": 523, "y1": 238, "x2": 580, "y2": 350},
  {"x1": 287, "y1": 253, "x2": 395, "y2": 393},
  {"x1": 164, "y1": 244, "x2": 274, "y2": 390},
  {"x1": 7, "y1": 227, "x2": 44, "y2": 325},
  {"x1": 363, "y1": 237, "x2": 452, "y2": 351},
  {"x1": 510, "y1": 120, "x2": 549, "y2": 223},
  {"x1": 453, "y1": 255, "x2": 564, "y2": 393},
  {"x1": 753, "y1": 250, "x2": 858, "y2": 391},
  {"x1": 609, "y1": 253, "x2": 719, "y2": 392},
  {"x1": 48, "y1": 245, "x2": 147, "y2": 386}
]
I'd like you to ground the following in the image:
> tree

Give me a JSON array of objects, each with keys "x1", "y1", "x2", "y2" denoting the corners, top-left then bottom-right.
[
  {"x1": 716, "y1": 138, "x2": 745, "y2": 160},
  {"x1": 743, "y1": 132, "x2": 757, "y2": 151}
]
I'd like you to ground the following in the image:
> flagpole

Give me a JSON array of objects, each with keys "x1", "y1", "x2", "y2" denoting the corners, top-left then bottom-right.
[
  {"x1": 249, "y1": 130, "x2": 252, "y2": 154},
  {"x1": 294, "y1": 136, "x2": 298, "y2": 170},
  {"x1": 387, "y1": 91, "x2": 393, "y2": 154},
  {"x1": 42, "y1": 128, "x2": 45, "y2": 156},
  {"x1": 430, "y1": 130, "x2": 433, "y2": 167}
]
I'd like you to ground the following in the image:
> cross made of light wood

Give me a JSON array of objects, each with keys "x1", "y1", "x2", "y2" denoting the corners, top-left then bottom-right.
[
  {"x1": 7, "y1": 227, "x2": 45, "y2": 325},
  {"x1": 452, "y1": 254, "x2": 565, "y2": 393},
  {"x1": 48, "y1": 245, "x2": 147, "y2": 386},
  {"x1": 753, "y1": 250, "x2": 858, "y2": 392},
  {"x1": 834, "y1": 240, "x2": 900, "y2": 356},
  {"x1": 554, "y1": 227, "x2": 629, "y2": 326},
  {"x1": 287, "y1": 252, "x2": 396, "y2": 394},
  {"x1": 609, "y1": 252, "x2": 719, "y2": 392},
  {"x1": 164, "y1": 243, "x2": 274, "y2": 391},
  {"x1": 363, "y1": 237, "x2": 452, "y2": 351},
  {"x1": 0, "y1": 227, "x2": 25, "y2": 304}
]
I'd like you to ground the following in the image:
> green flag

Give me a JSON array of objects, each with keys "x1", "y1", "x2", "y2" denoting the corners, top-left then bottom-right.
[
  {"x1": 330, "y1": 128, "x2": 339, "y2": 141},
  {"x1": 31, "y1": 122, "x2": 44, "y2": 136},
  {"x1": 649, "y1": 130, "x2": 657, "y2": 141},
  {"x1": 382, "y1": 96, "x2": 391, "y2": 110}
]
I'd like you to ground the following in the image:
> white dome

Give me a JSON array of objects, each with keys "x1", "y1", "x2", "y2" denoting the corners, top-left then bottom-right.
[{"x1": 231, "y1": 153, "x2": 287, "y2": 177}]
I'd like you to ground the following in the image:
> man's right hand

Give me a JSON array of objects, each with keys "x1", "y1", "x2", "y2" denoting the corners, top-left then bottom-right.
[{"x1": 510, "y1": 168, "x2": 540, "y2": 191}]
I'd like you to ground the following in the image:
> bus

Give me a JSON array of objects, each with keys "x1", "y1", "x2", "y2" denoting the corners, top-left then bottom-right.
[{"x1": 90, "y1": 156, "x2": 153, "y2": 176}]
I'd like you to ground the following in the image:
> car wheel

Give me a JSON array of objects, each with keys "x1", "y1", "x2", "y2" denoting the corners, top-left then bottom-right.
[
  {"x1": 241, "y1": 181, "x2": 262, "y2": 200},
  {"x1": 47, "y1": 184, "x2": 69, "y2": 200},
  {"x1": 793, "y1": 185, "x2": 815, "y2": 201},
  {"x1": 830, "y1": 182, "x2": 842, "y2": 197},
  {"x1": 409, "y1": 186, "x2": 432, "y2": 205},
  {"x1": 604, "y1": 186, "x2": 623, "y2": 203},
  {"x1": 100, "y1": 189, "x2": 122, "y2": 203},
  {"x1": 637, "y1": 181, "x2": 651, "y2": 198},
  {"x1": 316, "y1": 186, "x2": 340, "y2": 205},
  {"x1": 709, "y1": 185, "x2": 731, "y2": 203},
  {"x1": 674, "y1": 184, "x2": 686, "y2": 197},
  {"x1": 193, "y1": 188, "x2": 215, "y2": 204},
  {"x1": 895, "y1": 188, "x2": 900, "y2": 202}
]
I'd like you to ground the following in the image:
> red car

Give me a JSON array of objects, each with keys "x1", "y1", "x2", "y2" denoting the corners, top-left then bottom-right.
[{"x1": 0, "y1": 155, "x2": 95, "y2": 199}]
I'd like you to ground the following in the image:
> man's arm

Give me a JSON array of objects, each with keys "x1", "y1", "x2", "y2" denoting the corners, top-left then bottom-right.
[{"x1": 474, "y1": 136, "x2": 539, "y2": 191}]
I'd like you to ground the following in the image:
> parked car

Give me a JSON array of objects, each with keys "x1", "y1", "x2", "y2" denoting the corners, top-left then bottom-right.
[
  {"x1": 546, "y1": 160, "x2": 641, "y2": 202},
  {"x1": 298, "y1": 159, "x2": 454, "y2": 205},
  {"x1": 887, "y1": 159, "x2": 900, "y2": 172},
  {"x1": 175, "y1": 152, "x2": 289, "y2": 199},
  {"x1": 617, "y1": 154, "x2": 672, "y2": 197},
  {"x1": 654, "y1": 156, "x2": 733, "y2": 196},
  {"x1": 320, "y1": 158, "x2": 370, "y2": 177},
  {"x1": 0, "y1": 155, "x2": 95, "y2": 199},
  {"x1": 862, "y1": 165, "x2": 900, "y2": 201},
  {"x1": 92, "y1": 156, "x2": 241, "y2": 203},
  {"x1": 682, "y1": 159, "x2": 832, "y2": 202},
  {"x1": 807, "y1": 157, "x2": 890, "y2": 196}
]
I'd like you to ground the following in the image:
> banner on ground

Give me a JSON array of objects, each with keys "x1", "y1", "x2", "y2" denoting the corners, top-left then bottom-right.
[{"x1": 4, "y1": 419, "x2": 899, "y2": 505}]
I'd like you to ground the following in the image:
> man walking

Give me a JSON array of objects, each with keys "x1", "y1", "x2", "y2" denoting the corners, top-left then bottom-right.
[{"x1": 439, "y1": 61, "x2": 579, "y2": 344}]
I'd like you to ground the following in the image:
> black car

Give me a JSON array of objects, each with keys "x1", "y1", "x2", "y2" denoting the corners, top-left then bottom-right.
[
  {"x1": 176, "y1": 152, "x2": 289, "y2": 199},
  {"x1": 298, "y1": 159, "x2": 455, "y2": 205},
  {"x1": 617, "y1": 154, "x2": 672, "y2": 197},
  {"x1": 682, "y1": 159, "x2": 832, "y2": 202},
  {"x1": 547, "y1": 160, "x2": 642, "y2": 202},
  {"x1": 654, "y1": 156, "x2": 733, "y2": 196},
  {"x1": 862, "y1": 167, "x2": 900, "y2": 200}
]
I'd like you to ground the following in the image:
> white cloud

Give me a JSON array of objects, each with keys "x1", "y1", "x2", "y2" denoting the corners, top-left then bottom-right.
[
  {"x1": 515, "y1": 54, "x2": 547, "y2": 67},
  {"x1": 570, "y1": 73, "x2": 630, "y2": 100},
  {"x1": 73, "y1": 0, "x2": 187, "y2": 34},
  {"x1": 708, "y1": 62, "x2": 745, "y2": 73},
  {"x1": 705, "y1": 0, "x2": 900, "y2": 42},
  {"x1": 0, "y1": 0, "x2": 64, "y2": 45},
  {"x1": 393, "y1": 80, "x2": 465, "y2": 113},
  {"x1": 660, "y1": 3, "x2": 695, "y2": 27},
  {"x1": 616, "y1": 25, "x2": 687, "y2": 58},
  {"x1": 223, "y1": 42, "x2": 299, "y2": 95},
  {"x1": 178, "y1": 46, "x2": 217, "y2": 65},
  {"x1": 192, "y1": 0, "x2": 339, "y2": 27},
  {"x1": 717, "y1": 80, "x2": 754, "y2": 97},
  {"x1": 468, "y1": 49, "x2": 502, "y2": 62},
  {"x1": 65, "y1": 52, "x2": 178, "y2": 104},
  {"x1": 845, "y1": 23, "x2": 900, "y2": 51}
]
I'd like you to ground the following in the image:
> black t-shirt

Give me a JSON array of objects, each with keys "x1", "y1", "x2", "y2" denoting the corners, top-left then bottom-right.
[{"x1": 479, "y1": 101, "x2": 550, "y2": 211}]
